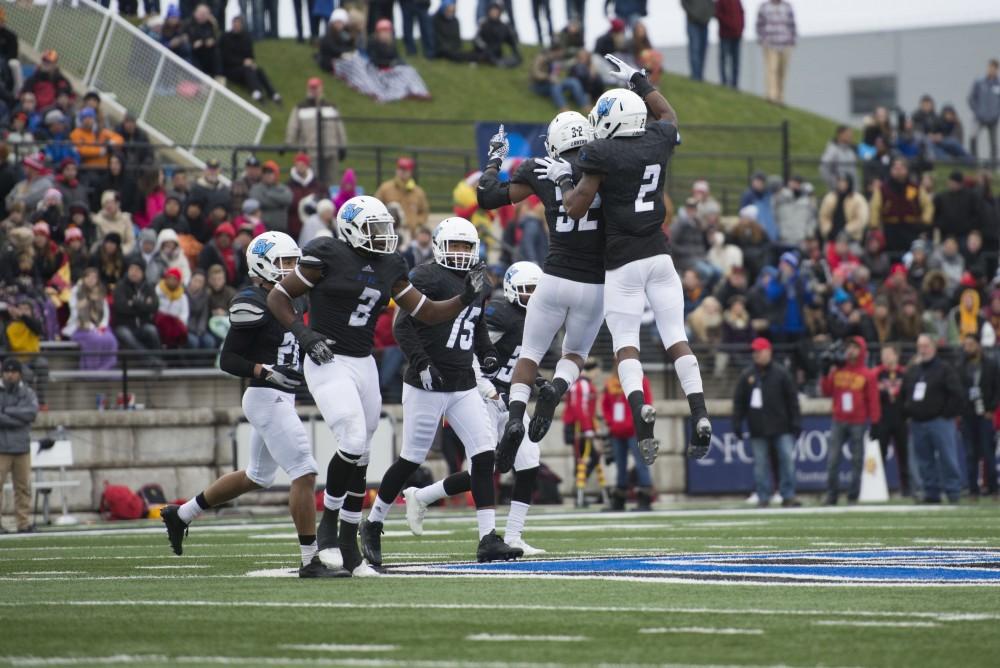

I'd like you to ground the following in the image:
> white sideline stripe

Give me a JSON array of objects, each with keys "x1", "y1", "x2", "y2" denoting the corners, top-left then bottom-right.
[
  {"x1": 280, "y1": 644, "x2": 399, "y2": 652},
  {"x1": 134, "y1": 565, "x2": 211, "y2": 570},
  {"x1": 250, "y1": 530, "x2": 454, "y2": 540},
  {"x1": 466, "y1": 634, "x2": 588, "y2": 642},
  {"x1": 9, "y1": 571, "x2": 80, "y2": 575},
  {"x1": 812, "y1": 620, "x2": 941, "y2": 628},
  {"x1": 639, "y1": 627, "x2": 764, "y2": 636},
  {"x1": 0, "y1": 600, "x2": 994, "y2": 622},
  {"x1": 0, "y1": 553, "x2": 301, "y2": 562}
]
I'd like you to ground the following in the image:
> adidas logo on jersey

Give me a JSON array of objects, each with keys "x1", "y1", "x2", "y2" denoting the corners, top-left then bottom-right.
[{"x1": 362, "y1": 264, "x2": 374, "y2": 272}]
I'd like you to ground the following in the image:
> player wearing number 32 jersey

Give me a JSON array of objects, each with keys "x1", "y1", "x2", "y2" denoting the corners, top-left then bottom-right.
[{"x1": 267, "y1": 196, "x2": 493, "y2": 576}]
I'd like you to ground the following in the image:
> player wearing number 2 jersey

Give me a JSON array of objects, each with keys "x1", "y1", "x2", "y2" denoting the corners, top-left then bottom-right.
[
  {"x1": 361, "y1": 217, "x2": 523, "y2": 566},
  {"x1": 538, "y1": 54, "x2": 712, "y2": 469},
  {"x1": 267, "y1": 196, "x2": 493, "y2": 576},
  {"x1": 477, "y1": 112, "x2": 607, "y2": 474}
]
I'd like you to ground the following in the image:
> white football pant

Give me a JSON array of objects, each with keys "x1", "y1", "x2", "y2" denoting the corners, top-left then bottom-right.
[
  {"x1": 519, "y1": 273, "x2": 604, "y2": 364},
  {"x1": 306, "y1": 354, "x2": 381, "y2": 463},
  {"x1": 603, "y1": 254, "x2": 687, "y2": 353},
  {"x1": 242, "y1": 386, "x2": 318, "y2": 487}
]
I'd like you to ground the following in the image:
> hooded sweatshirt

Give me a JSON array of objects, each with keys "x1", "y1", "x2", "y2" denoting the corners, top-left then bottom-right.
[
  {"x1": 820, "y1": 336, "x2": 881, "y2": 425},
  {"x1": 146, "y1": 228, "x2": 192, "y2": 286}
]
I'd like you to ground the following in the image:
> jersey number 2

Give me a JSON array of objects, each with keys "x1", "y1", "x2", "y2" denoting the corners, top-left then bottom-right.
[
  {"x1": 446, "y1": 305, "x2": 481, "y2": 350},
  {"x1": 634, "y1": 164, "x2": 661, "y2": 213},
  {"x1": 349, "y1": 287, "x2": 381, "y2": 327}
]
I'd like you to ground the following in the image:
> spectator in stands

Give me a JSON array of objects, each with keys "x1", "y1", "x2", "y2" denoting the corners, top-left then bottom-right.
[
  {"x1": 198, "y1": 223, "x2": 244, "y2": 288},
  {"x1": 112, "y1": 256, "x2": 162, "y2": 365},
  {"x1": 931, "y1": 237, "x2": 965, "y2": 296},
  {"x1": 819, "y1": 126, "x2": 857, "y2": 191},
  {"x1": 132, "y1": 228, "x2": 158, "y2": 271},
  {"x1": 690, "y1": 180, "x2": 719, "y2": 219},
  {"x1": 715, "y1": 0, "x2": 744, "y2": 88},
  {"x1": 819, "y1": 173, "x2": 868, "y2": 244},
  {"x1": 88, "y1": 232, "x2": 125, "y2": 288},
  {"x1": 30, "y1": 222, "x2": 63, "y2": 285},
  {"x1": 317, "y1": 9, "x2": 358, "y2": 70},
  {"x1": 286, "y1": 78, "x2": 348, "y2": 185},
  {"x1": 530, "y1": 47, "x2": 589, "y2": 110},
  {"x1": 766, "y1": 252, "x2": 810, "y2": 343},
  {"x1": 132, "y1": 167, "x2": 166, "y2": 232},
  {"x1": 13, "y1": 92, "x2": 42, "y2": 134},
  {"x1": 6, "y1": 154, "x2": 54, "y2": 214},
  {"x1": 369, "y1": 18, "x2": 402, "y2": 68},
  {"x1": 152, "y1": 195, "x2": 184, "y2": 234},
  {"x1": 291, "y1": 0, "x2": 320, "y2": 43},
  {"x1": 731, "y1": 204, "x2": 769, "y2": 280},
  {"x1": 0, "y1": 8, "x2": 19, "y2": 97},
  {"x1": 707, "y1": 228, "x2": 743, "y2": 279},
  {"x1": 860, "y1": 230, "x2": 890, "y2": 285},
  {"x1": 187, "y1": 4, "x2": 223, "y2": 79},
  {"x1": 568, "y1": 49, "x2": 604, "y2": 103},
  {"x1": 962, "y1": 229, "x2": 989, "y2": 281},
  {"x1": 755, "y1": 0, "x2": 795, "y2": 105},
  {"x1": 189, "y1": 159, "x2": 231, "y2": 219},
  {"x1": 221, "y1": 15, "x2": 281, "y2": 104},
  {"x1": 62, "y1": 267, "x2": 118, "y2": 371},
  {"x1": 669, "y1": 200, "x2": 710, "y2": 278},
  {"x1": 205, "y1": 262, "x2": 235, "y2": 327},
  {"x1": 70, "y1": 108, "x2": 124, "y2": 172},
  {"x1": 167, "y1": 170, "x2": 191, "y2": 205},
  {"x1": 687, "y1": 295, "x2": 723, "y2": 347},
  {"x1": 958, "y1": 334, "x2": 1000, "y2": 499},
  {"x1": 682, "y1": 269, "x2": 705, "y2": 316},
  {"x1": 947, "y1": 287, "x2": 995, "y2": 347},
  {"x1": 153, "y1": 267, "x2": 189, "y2": 350},
  {"x1": 968, "y1": 59, "x2": 1000, "y2": 165},
  {"x1": 375, "y1": 157, "x2": 429, "y2": 240},
  {"x1": 870, "y1": 158, "x2": 933, "y2": 256},
  {"x1": 733, "y1": 337, "x2": 801, "y2": 508},
  {"x1": 286, "y1": 154, "x2": 321, "y2": 241},
  {"x1": 333, "y1": 168, "x2": 358, "y2": 212},
  {"x1": 601, "y1": 364, "x2": 654, "y2": 511},
  {"x1": 0, "y1": 145, "x2": 15, "y2": 218},
  {"x1": 873, "y1": 344, "x2": 912, "y2": 496},
  {"x1": 62, "y1": 226, "x2": 90, "y2": 282},
  {"x1": 912, "y1": 94, "x2": 938, "y2": 136},
  {"x1": 933, "y1": 171, "x2": 981, "y2": 247},
  {"x1": 235, "y1": 199, "x2": 264, "y2": 237},
  {"x1": 373, "y1": 301, "x2": 403, "y2": 402},
  {"x1": 402, "y1": 225, "x2": 434, "y2": 268},
  {"x1": 35, "y1": 189, "x2": 65, "y2": 238},
  {"x1": 827, "y1": 287, "x2": 875, "y2": 342},
  {"x1": 146, "y1": 228, "x2": 191, "y2": 287},
  {"x1": 249, "y1": 161, "x2": 293, "y2": 233},
  {"x1": 773, "y1": 175, "x2": 816, "y2": 249},
  {"x1": 185, "y1": 269, "x2": 216, "y2": 350},
  {"x1": 528, "y1": 0, "x2": 554, "y2": 48},
  {"x1": 628, "y1": 22, "x2": 662, "y2": 84},
  {"x1": 682, "y1": 0, "x2": 714, "y2": 82},
  {"x1": 182, "y1": 200, "x2": 208, "y2": 244},
  {"x1": 92, "y1": 191, "x2": 135, "y2": 255},
  {"x1": 116, "y1": 113, "x2": 153, "y2": 168},
  {"x1": 21, "y1": 50, "x2": 73, "y2": 111},
  {"x1": 903, "y1": 334, "x2": 963, "y2": 503},
  {"x1": 298, "y1": 198, "x2": 334, "y2": 246},
  {"x1": 40, "y1": 111, "x2": 79, "y2": 168},
  {"x1": 230, "y1": 156, "x2": 262, "y2": 216},
  {"x1": 594, "y1": 18, "x2": 626, "y2": 58},
  {"x1": 55, "y1": 162, "x2": 90, "y2": 217},
  {"x1": 928, "y1": 105, "x2": 971, "y2": 161},
  {"x1": 399, "y1": 0, "x2": 434, "y2": 57},
  {"x1": 739, "y1": 173, "x2": 777, "y2": 241},
  {"x1": 160, "y1": 6, "x2": 193, "y2": 62},
  {"x1": 474, "y1": 2, "x2": 521, "y2": 68},
  {"x1": 0, "y1": 357, "x2": 38, "y2": 534}
]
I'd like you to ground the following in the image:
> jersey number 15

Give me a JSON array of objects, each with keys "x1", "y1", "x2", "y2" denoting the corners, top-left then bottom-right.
[{"x1": 446, "y1": 305, "x2": 481, "y2": 350}]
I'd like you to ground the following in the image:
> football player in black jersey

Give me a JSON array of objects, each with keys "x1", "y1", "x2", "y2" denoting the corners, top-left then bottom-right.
[
  {"x1": 534, "y1": 54, "x2": 712, "y2": 466},
  {"x1": 161, "y1": 232, "x2": 342, "y2": 578},
  {"x1": 267, "y1": 196, "x2": 492, "y2": 576},
  {"x1": 476, "y1": 114, "x2": 607, "y2": 474},
  {"x1": 401, "y1": 261, "x2": 548, "y2": 556},
  {"x1": 359, "y1": 217, "x2": 522, "y2": 565}
]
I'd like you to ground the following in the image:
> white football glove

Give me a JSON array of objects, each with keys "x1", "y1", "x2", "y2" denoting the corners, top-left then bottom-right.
[
  {"x1": 533, "y1": 156, "x2": 573, "y2": 183},
  {"x1": 419, "y1": 365, "x2": 443, "y2": 391},
  {"x1": 604, "y1": 54, "x2": 646, "y2": 88},
  {"x1": 486, "y1": 124, "x2": 509, "y2": 165},
  {"x1": 261, "y1": 364, "x2": 304, "y2": 390}
]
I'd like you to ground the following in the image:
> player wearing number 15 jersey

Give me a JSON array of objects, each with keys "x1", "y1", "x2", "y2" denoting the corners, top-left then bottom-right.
[
  {"x1": 477, "y1": 112, "x2": 607, "y2": 475},
  {"x1": 539, "y1": 54, "x2": 712, "y2": 468},
  {"x1": 267, "y1": 196, "x2": 492, "y2": 576}
]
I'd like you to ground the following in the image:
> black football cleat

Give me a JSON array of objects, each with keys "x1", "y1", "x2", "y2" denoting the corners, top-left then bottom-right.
[
  {"x1": 477, "y1": 530, "x2": 523, "y2": 563},
  {"x1": 637, "y1": 404, "x2": 659, "y2": 465},
  {"x1": 686, "y1": 416, "x2": 712, "y2": 459},
  {"x1": 527, "y1": 380, "x2": 562, "y2": 443},
  {"x1": 359, "y1": 519, "x2": 384, "y2": 567},
  {"x1": 298, "y1": 555, "x2": 351, "y2": 578},
  {"x1": 495, "y1": 418, "x2": 526, "y2": 474},
  {"x1": 160, "y1": 505, "x2": 188, "y2": 556},
  {"x1": 339, "y1": 530, "x2": 365, "y2": 573}
]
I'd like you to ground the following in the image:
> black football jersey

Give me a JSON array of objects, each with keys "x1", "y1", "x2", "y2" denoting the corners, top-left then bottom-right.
[
  {"x1": 223, "y1": 285, "x2": 302, "y2": 390},
  {"x1": 299, "y1": 237, "x2": 409, "y2": 358},
  {"x1": 577, "y1": 120, "x2": 679, "y2": 270},
  {"x1": 512, "y1": 157, "x2": 604, "y2": 284},
  {"x1": 398, "y1": 263, "x2": 490, "y2": 392},
  {"x1": 481, "y1": 298, "x2": 526, "y2": 394}
]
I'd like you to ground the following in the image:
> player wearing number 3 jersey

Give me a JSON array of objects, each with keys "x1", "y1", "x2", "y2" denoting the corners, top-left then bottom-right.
[
  {"x1": 267, "y1": 196, "x2": 493, "y2": 576},
  {"x1": 547, "y1": 54, "x2": 713, "y2": 467},
  {"x1": 477, "y1": 112, "x2": 607, "y2": 475}
]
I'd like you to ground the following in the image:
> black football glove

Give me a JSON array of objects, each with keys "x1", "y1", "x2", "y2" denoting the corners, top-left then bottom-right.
[
  {"x1": 290, "y1": 321, "x2": 335, "y2": 365},
  {"x1": 462, "y1": 262, "x2": 492, "y2": 305},
  {"x1": 262, "y1": 364, "x2": 304, "y2": 390},
  {"x1": 419, "y1": 364, "x2": 444, "y2": 391},
  {"x1": 480, "y1": 353, "x2": 500, "y2": 376}
]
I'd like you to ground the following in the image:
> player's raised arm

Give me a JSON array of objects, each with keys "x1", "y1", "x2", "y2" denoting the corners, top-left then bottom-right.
[
  {"x1": 477, "y1": 124, "x2": 535, "y2": 209},
  {"x1": 391, "y1": 263, "x2": 493, "y2": 325},
  {"x1": 604, "y1": 54, "x2": 677, "y2": 125}
]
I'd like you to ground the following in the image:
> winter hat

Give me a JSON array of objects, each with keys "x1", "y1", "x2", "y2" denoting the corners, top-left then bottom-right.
[
  {"x1": 43, "y1": 188, "x2": 63, "y2": 203},
  {"x1": 833, "y1": 288, "x2": 852, "y2": 305},
  {"x1": 750, "y1": 337, "x2": 772, "y2": 352},
  {"x1": 330, "y1": 8, "x2": 349, "y2": 24},
  {"x1": 375, "y1": 18, "x2": 393, "y2": 32},
  {"x1": 23, "y1": 154, "x2": 46, "y2": 172},
  {"x1": 316, "y1": 199, "x2": 335, "y2": 216},
  {"x1": 44, "y1": 109, "x2": 66, "y2": 126},
  {"x1": 779, "y1": 251, "x2": 799, "y2": 269},
  {"x1": 294, "y1": 152, "x2": 311, "y2": 166},
  {"x1": 33, "y1": 221, "x2": 51, "y2": 237},
  {"x1": 242, "y1": 198, "x2": 261, "y2": 216},
  {"x1": 139, "y1": 228, "x2": 158, "y2": 247},
  {"x1": 739, "y1": 204, "x2": 759, "y2": 221},
  {"x1": 164, "y1": 267, "x2": 183, "y2": 282},
  {"x1": 79, "y1": 107, "x2": 97, "y2": 120},
  {"x1": 64, "y1": 227, "x2": 84, "y2": 242},
  {"x1": 213, "y1": 222, "x2": 236, "y2": 239}
]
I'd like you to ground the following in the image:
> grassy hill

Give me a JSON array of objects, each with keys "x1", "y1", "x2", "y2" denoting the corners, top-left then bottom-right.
[{"x1": 241, "y1": 40, "x2": 838, "y2": 209}]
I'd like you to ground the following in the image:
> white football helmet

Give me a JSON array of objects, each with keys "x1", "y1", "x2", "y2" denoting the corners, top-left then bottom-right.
[
  {"x1": 432, "y1": 217, "x2": 480, "y2": 271},
  {"x1": 545, "y1": 111, "x2": 593, "y2": 159},
  {"x1": 503, "y1": 261, "x2": 542, "y2": 308},
  {"x1": 589, "y1": 88, "x2": 648, "y2": 139},
  {"x1": 246, "y1": 231, "x2": 301, "y2": 284},
  {"x1": 337, "y1": 195, "x2": 399, "y2": 255}
]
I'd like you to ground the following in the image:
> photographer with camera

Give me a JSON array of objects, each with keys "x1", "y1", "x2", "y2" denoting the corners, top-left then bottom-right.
[
  {"x1": 957, "y1": 334, "x2": 1000, "y2": 499},
  {"x1": 820, "y1": 336, "x2": 880, "y2": 505}
]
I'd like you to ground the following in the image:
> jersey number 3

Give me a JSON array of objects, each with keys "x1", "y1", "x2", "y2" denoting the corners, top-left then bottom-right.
[
  {"x1": 349, "y1": 287, "x2": 381, "y2": 327},
  {"x1": 555, "y1": 188, "x2": 600, "y2": 233},
  {"x1": 634, "y1": 164, "x2": 661, "y2": 213},
  {"x1": 446, "y1": 305, "x2": 481, "y2": 350}
]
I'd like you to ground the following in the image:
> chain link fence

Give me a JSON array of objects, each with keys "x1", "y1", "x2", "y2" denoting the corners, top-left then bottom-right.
[{"x1": 5, "y1": 0, "x2": 269, "y2": 167}]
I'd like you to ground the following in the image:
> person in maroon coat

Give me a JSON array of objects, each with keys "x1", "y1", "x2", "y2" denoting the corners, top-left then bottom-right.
[
  {"x1": 285, "y1": 153, "x2": 323, "y2": 242},
  {"x1": 716, "y1": 0, "x2": 745, "y2": 88}
]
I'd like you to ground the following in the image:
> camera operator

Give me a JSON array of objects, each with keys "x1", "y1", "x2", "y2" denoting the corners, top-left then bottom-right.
[
  {"x1": 820, "y1": 336, "x2": 880, "y2": 505},
  {"x1": 957, "y1": 334, "x2": 1000, "y2": 499}
]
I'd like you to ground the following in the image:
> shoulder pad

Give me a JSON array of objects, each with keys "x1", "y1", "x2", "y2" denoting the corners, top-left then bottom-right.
[
  {"x1": 299, "y1": 236, "x2": 337, "y2": 269},
  {"x1": 407, "y1": 262, "x2": 438, "y2": 290},
  {"x1": 577, "y1": 141, "x2": 609, "y2": 174},
  {"x1": 648, "y1": 120, "x2": 680, "y2": 145},
  {"x1": 229, "y1": 288, "x2": 270, "y2": 328}
]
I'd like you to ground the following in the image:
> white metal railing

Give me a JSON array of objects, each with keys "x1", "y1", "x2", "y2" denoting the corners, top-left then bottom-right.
[{"x1": 6, "y1": 0, "x2": 269, "y2": 167}]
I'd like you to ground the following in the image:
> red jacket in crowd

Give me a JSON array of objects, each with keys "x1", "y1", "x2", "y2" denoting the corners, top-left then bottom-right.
[
  {"x1": 820, "y1": 336, "x2": 881, "y2": 425},
  {"x1": 601, "y1": 376, "x2": 653, "y2": 438},
  {"x1": 373, "y1": 305, "x2": 397, "y2": 351},
  {"x1": 715, "y1": 0, "x2": 745, "y2": 40},
  {"x1": 563, "y1": 376, "x2": 598, "y2": 434}
]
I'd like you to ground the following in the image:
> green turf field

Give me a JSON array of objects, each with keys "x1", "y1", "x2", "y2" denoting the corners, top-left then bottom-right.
[{"x1": 2, "y1": 504, "x2": 1000, "y2": 667}]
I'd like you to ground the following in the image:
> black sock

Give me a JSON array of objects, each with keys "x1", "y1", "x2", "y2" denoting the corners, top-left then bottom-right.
[
  {"x1": 512, "y1": 466, "x2": 539, "y2": 504},
  {"x1": 508, "y1": 400, "x2": 526, "y2": 421},
  {"x1": 470, "y1": 450, "x2": 496, "y2": 508},
  {"x1": 195, "y1": 492, "x2": 211, "y2": 510},
  {"x1": 344, "y1": 464, "x2": 367, "y2": 517},
  {"x1": 687, "y1": 392, "x2": 707, "y2": 420},
  {"x1": 317, "y1": 508, "x2": 339, "y2": 550},
  {"x1": 443, "y1": 471, "x2": 472, "y2": 496},
  {"x1": 376, "y1": 458, "x2": 421, "y2": 506},
  {"x1": 627, "y1": 390, "x2": 653, "y2": 441},
  {"x1": 298, "y1": 533, "x2": 316, "y2": 546},
  {"x1": 326, "y1": 450, "x2": 360, "y2": 498},
  {"x1": 338, "y1": 520, "x2": 362, "y2": 571}
]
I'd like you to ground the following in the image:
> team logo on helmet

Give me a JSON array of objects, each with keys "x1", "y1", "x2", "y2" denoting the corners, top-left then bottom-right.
[
  {"x1": 340, "y1": 202, "x2": 363, "y2": 222},
  {"x1": 250, "y1": 238, "x2": 275, "y2": 257},
  {"x1": 596, "y1": 96, "x2": 617, "y2": 119}
]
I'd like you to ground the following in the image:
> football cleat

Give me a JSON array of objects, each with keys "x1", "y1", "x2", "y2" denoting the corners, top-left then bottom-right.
[
  {"x1": 686, "y1": 416, "x2": 712, "y2": 459},
  {"x1": 527, "y1": 380, "x2": 562, "y2": 442},
  {"x1": 298, "y1": 555, "x2": 351, "y2": 578},
  {"x1": 403, "y1": 486, "x2": 428, "y2": 536},
  {"x1": 495, "y1": 418, "x2": 526, "y2": 474},
  {"x1": 351, "y1": 561, "x2": 381, "y2": 577},
  {"x1": 359, "y1": 519, "x2": 384, "y2": 567},
  {"x1": 316, "y1": 508, "x2": 339, "y2": 551},
  {"x1": 505, "y1": 537, "x2": 545, "y2": 556},
  {"x1": 637, "y1": 404, "x2": 659, "y2": 464},
  {"x1": 477, "y1": 530, "x2": 523, "y2": 563},
  {"x1": 160, "y1": 505, "x2": 188, "y2": 556},
  {"x1": 317, "y1": 547, "x2": 343, "y2": 570}
]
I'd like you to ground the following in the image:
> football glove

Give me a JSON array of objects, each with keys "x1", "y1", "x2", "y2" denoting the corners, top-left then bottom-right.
[
  {"x1": 291, "y1": 322, "x2": 336, "y2": 365},
  {"x1": 533, "y1": 156, "x2": 573, "y2": 183},
  {"x1": 262, "y1": 364, "x2": 304, "y2": 390},
  {"x1": 486, "y1": 123, "x2": 509, "y2": 170},
  {"x1": 480, "y1": 354, "x2": 500, "y2": 376},
  {"x1": 462, "y1": 262, "x2": 492, "y2": 305},
  {"x1": 419, "y1": 364, "x2": 444, "y2": 391},
  {"x1": 605, "y1": 54, "x2": 647, "y2": 88}
]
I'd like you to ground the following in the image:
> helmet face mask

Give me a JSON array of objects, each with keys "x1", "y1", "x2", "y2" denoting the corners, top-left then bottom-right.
[
  {"x1": 433, "y1": 217, "x2": 480, "y2": 271},
  {"x1": 589, "y1": 88, "x2": 648, "y2": 140},
  {"x1": 546, "y1": 111, "x2": 593, "y2": 159},
  {"x1": 247, "y1": 231, "x2": 301, "y2": 284},
  {"x1": 338, "y1": 196, "x2": 399, "y2": 255},
  {"x1": 503, "y1": 261, "x2": 543, "y2": 308}
]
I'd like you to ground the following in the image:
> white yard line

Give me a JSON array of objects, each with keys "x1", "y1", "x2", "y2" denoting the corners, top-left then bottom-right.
[
  {"x1": 466, "y1": 634, "x2": 588, "y2": 642},
  {"x1": 134, "y1": 565, "x2": 211, "y2": 570},
  {"x1": 279, "y1": 644, "x2": 399, "y2": 652},
  {"x1": 9, "y1": 571, "x2": 81, "y2": 575},
  {"x1": 812, "y1": 620, "x2": 941, "y2": 628},
  {"x1": 639, "y1": 627, "x2": 764, "y2": 636}
]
